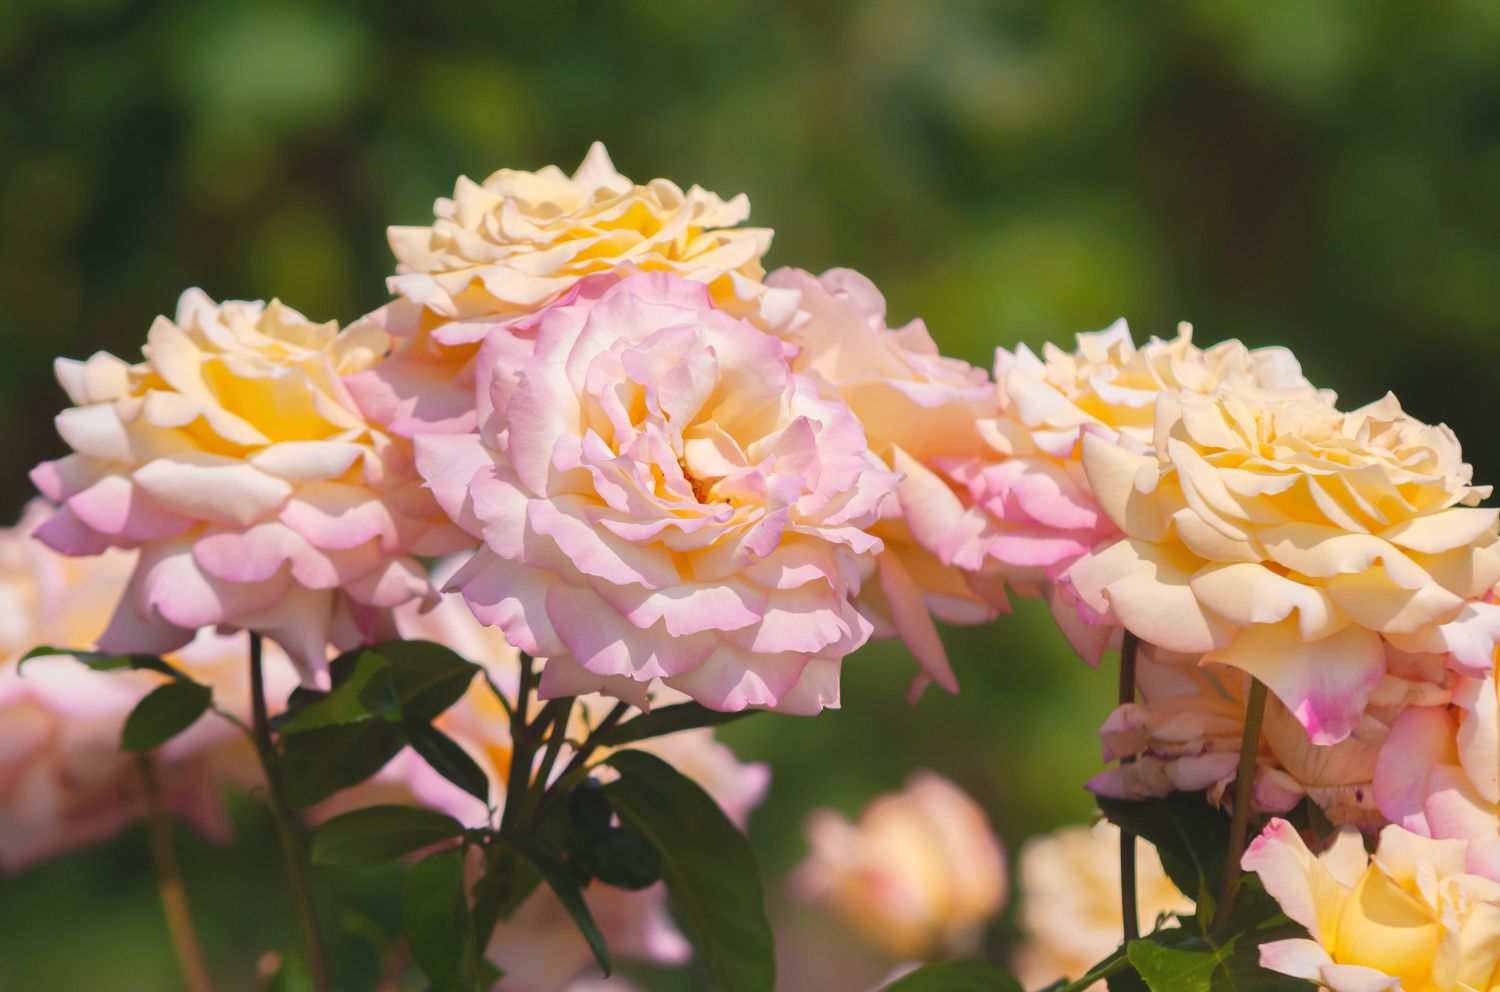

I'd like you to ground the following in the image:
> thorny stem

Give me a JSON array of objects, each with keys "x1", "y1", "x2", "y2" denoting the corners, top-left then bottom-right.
[
  {"x1": 531, "y1": 697, "x2": 575, "y2": 793},
  {"x1": 530, "y1": 701, "x2": 631, "y2": 824},
  {"x1": 1212, "y1": 677, "x2": 1269, "y2": 933},
  {"x1": 249, "y1": 633, "x2": 332, "y2": 992},
  {"x1": 499, "y1": 654, "x2": 540, "y2": 836},
  {"x1": 1118, "y1": 631, "x2": 1140, "y2": 943},
  {"x1": 139, "y1": 755, "x2": 216, "y2": 992}
]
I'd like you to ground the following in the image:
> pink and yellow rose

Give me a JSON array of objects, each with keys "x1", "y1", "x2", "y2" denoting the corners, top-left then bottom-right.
[{"x1": 417, "y1": 270, "x2": 897, "y2": 714}]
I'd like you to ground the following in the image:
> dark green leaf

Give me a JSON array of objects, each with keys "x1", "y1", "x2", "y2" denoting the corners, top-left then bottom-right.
[
  {"x1": 1097, "y1": 792, "x2": 1231, "y2": 905},
  {"x1": 120, "y1": 681, "x2": 212, "y2": 751},
  {"x1": 281, "y1": 720, "x2": 407, "y2": 808},
  {"x1": 405, "y1": 721, "x2": 490, "y2": 803},
  {"x1": 23, "y1": 645, "x2": 186, "y2": 680},
  {"x1": 508, "y1": 830, "x2": 612, "y2": 977},
  {"x1": 568, "y1": 780, "x2": 662, "y2": 890},
  {"x1": 879, "y1": 961, "x2": 1024, "y2": 992},
  {"x1": 593, "y1": 702, "x2": 755, "y2": 748},
  {"x1": 278, "y1": 651, "x2": 398, "y2": 734},
  {"x1": 604, "y1": 749, "x2": 774, "y2": 992},
  {"x1": 471, "y1": 850, "x2": 543, "y2": 944},
  {"x1": 366, "y1": 639, "x2": 481, "y2": 720},
  {"x1": 310, "y1": 805, "x2": 465, "y2": 867},
  {"x1": 403, "y1": 848, "x2": 482, "y2": 992}
]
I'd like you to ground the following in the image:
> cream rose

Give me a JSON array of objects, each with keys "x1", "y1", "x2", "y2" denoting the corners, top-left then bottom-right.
[
  {"x1": 349, "y1": 143, "x2": 784, "y2": 439},
  {"x1": 939, "y1": 320, "x2": 1327, "y2": 663},
  {"x1": 1245, "y1": 818, "x2": 1500, "y2": 991},
  {"x1": 1013, "y1": 821, "x2": 1192, "y2": 991},
  {"x1": 30, "y1": 290, "x2": 467, "y2": 676},
  {"x1": 1069, "y1": 388, "x2": 1500, "y2": 744}
]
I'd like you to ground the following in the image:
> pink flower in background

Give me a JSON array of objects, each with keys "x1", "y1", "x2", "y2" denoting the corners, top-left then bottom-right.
[
  {"x1": 336, "y1": 567, "x2": 770, "y2": 989},
  {"x1": 1013, "y1": 821, "x2": 1191, "y2": 991},
  {"x1": 0, "y1": 502, "x2": 296, "y2": 870},
  {"x1": 1092, "y1": 641, "x2": 1450, "y2": 830},
  {"x1": 417, "y1": 271, "x2": 896, "y2": 714},
  {"x1": 1245, "y1": 818, "x2": 1500, "y2": 991},
  {"x1": 30, "y1": 291, "x2": 468, "y2": 678},
  {"x1": 767, "y1": 267, "x2": 1003, "y2": 694},
  {"x1": 348, "y1": 143, "x2": 788, "y2": 439},
  {"x1": 793, "y1": 771, "x2": 1007, "y2": 960},
  {"x1": 1375, "y1": 669, "x2": 1500, "y2": 880},
  {"x1": 941, "y1": 321, "x2": 1327, "y2": 663},
  {"x1": 1069, "y1": 387, "x2": 1500, "y2": 745}
]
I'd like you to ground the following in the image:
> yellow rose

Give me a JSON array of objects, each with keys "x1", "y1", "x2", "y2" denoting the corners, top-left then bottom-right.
[
  {"x1": 1245, "y1": 818, "x2": 1500, "y2": 991},
  {"x1": 1069, "y1": 387, "x2": 1500, "y2": 745}
]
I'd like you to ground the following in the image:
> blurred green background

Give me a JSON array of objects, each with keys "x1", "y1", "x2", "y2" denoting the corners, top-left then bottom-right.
[{"x1": 4, "y1": 0, "x2": 1500, "y2": 988}]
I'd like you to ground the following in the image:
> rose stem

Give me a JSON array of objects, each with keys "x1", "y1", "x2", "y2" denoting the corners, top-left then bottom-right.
[
  {"x1": 139, "y1": 754, "x2": 216, "y2": 992},
  {"x1": 249, "y1": 632, "x2": 332, "y2": 992},
  {"x1": 1211, "y1": 676, "x2": 1268, "y2": 932},
  {"x1": 1118, "y1": 631, "x2": 1140, "y2": 943}
]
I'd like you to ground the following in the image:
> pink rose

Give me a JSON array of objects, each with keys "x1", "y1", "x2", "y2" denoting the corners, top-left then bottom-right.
[
  {"x1": 767, "y1": 267, "x2": 1003, "y2": 694},
  {"x1": 416, "y1": 271, "x2": 897, "y2": 713}
]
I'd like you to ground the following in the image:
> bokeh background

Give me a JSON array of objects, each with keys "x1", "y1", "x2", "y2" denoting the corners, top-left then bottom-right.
[{"x1": 4, "y1": 1, "x2": 1500, "y2": 988}]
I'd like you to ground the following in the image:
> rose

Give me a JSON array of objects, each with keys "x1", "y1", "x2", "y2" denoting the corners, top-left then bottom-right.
[
  {"x1": 416, "y1": 271, "x2": 897, "y2": 714},
  {"x1": 1012, "y1": 821, "x2": 1191, "y2": 990},
  {"x1": 29, "y1": 290, "x2": 466, "y2": 677},
  {"x1": 0, "y1": 502, "x2": 296, "y2": 869},
  {"x1": 792, "y1": 771, "x2": 1007, "y2": 960},
  {"x1": 1245, "y1": 818, "x2": 1500, "y2": 991},
  {"x1": 1092, "y1": 642, "x2": 1451, "y2": 829},
  {"x1": 1376, "y1": 669, "x2": 1500, "y2": 879},
  {"x1": 348, "y1": 143, "x2": 786, "y2": 439},
  {"x1": 766, "y1": 266, "x2": 1003, "y2": 693},
  {"x1": 1069, "y1": 387, "x2": 1500, "y2": 744},
  {"x1": 938, "y1": 320, "x2": 1327, "y2": 663}
]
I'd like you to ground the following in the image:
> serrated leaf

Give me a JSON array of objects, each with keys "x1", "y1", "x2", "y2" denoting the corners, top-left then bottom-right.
[
  {"x1": 593, "y1": 702, "x2": 755, "y2": 748},
  {"x1": 282, "y1": 720, "x2": 407, "y2": 808},
  {"x1": 403, "y1": 848, "x2": 482, "y2": 992},
  {"x1": 1127, "y1": 929, "x2": 1315, "y2": 992},
  {"x1": 279, "y1": 651, "x2": 398, "y2": 734},
  {"x1": 365, "y1": 640, "x2": 481, "y2": 720},
  {"x1": 121, "y1": 681, "x2": 212, "y2": 751},
  {"x1": 405, "y1": 721, "x2": 490, "y2": 803},
  {"x1": 879, "y1": 961, "x2": 1024, "y2": 992},
  {"x1": 24, "y1": 645, "x2": 186, "y2": 680},
  {"x1": 507, "y1": 830, "x2": 612, "y2": 977},
  {"x1": 603, "y1": 749, "x2": 774, "y2": 992},
  {"x1": 310, "y1": 805, "x2": 465, "y2": 867}
]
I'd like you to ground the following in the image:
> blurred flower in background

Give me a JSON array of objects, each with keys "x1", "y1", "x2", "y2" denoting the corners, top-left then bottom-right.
[
  {"x1": 1011, "y1": 820, "x2": 1191, "y2": 990},
  {"x1": 793, "y1": 771, "x2": 1007, "y2": 961}
]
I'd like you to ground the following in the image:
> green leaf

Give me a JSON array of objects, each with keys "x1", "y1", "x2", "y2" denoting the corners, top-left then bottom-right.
[
  {"x1": 1127, "y1": 928, "x2": 1315, "y2": 992},
  {"x1": 403, "y1": 848, "x2": 482, "y2": 992},
  {"x1": 471, "y1": 851, "x2": 543, "y2": 944},
  {"x1": 879, "y1": 961, "x2": 1024, "y2": 992},
  {"x1": 593, "y1": 701, "x2": 755, "y2": 748},
  {"x1": 405, "y1": 721, "x2": 491, "y2": 803},
  {"x1": 310, "y1": 804, "x2": 465, "y2": 867},
  {"x1": 281, "y1": 720, "x2": 407, "y2": 808},
  {"x1": 278, "y1": 651, "x2": 398, "y2": 734},
  {"x1": 1097, "y1": 792, "x2": 1231, "y2": 905},
  {"x1": 365, "y1": 640, "x2": 481, "y2": 720},
  {"x1": 568, "y1": 779, "x2": 662, "y2": 890},
  {"x1": 120, "y1": 681, "x2": 213, "y2": 752},
  {"x1": 603, "y1": 749, "x2": 775, "y2": 992},
  {"x1": 23, "y1": 645, "x2": 186, "y2": 680},
  {"x1": 507, "y1": 830, "x2": 613, "y2": 977}
]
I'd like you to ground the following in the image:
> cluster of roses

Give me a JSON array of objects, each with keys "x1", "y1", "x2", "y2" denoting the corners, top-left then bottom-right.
[{"x1": 12, "y1": 143, "x2": 1500, "y2": 989}]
